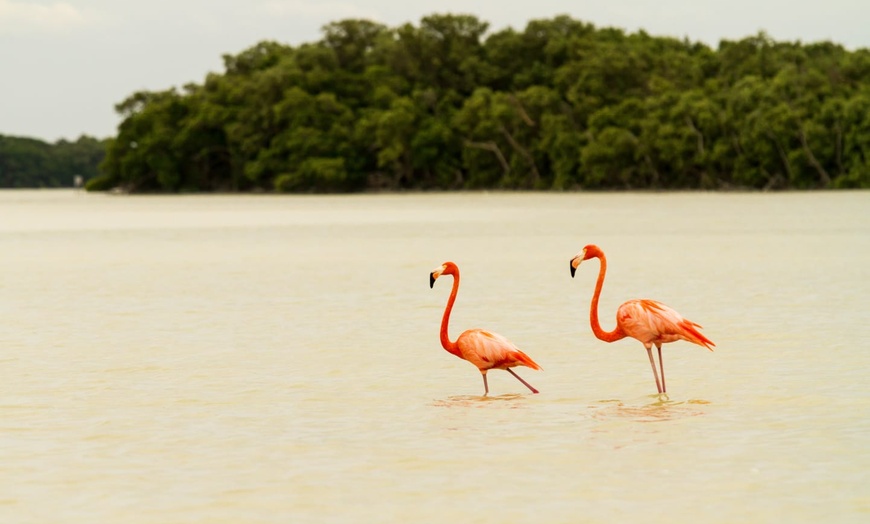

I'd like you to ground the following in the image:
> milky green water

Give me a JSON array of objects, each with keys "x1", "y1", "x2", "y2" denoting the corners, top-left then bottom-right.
[{"x1": 0, "y1": 189, "x2": 868, "y2": 523}]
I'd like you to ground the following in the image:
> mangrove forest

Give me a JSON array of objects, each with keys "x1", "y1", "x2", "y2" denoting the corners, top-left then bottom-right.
[
  {"x1": 0, "y1": 135, "x2": 106, "y2": 188},
  {"x1": 69, "y1": 15, "x2": 870, "y2": 191}
]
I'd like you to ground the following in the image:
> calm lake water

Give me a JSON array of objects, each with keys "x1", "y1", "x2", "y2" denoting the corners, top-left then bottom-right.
[{"x1": 1, "y1": 189, "x2": 868, "y2": 522}]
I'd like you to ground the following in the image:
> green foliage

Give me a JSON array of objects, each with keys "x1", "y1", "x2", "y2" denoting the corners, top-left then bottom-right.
[
  {"x1": 84, "y1": 174, "x2": 117, "y2": 191},
  {"x1": 95, "y1": 15, "x2": 870, "y2": 192},
  {"x1": 274, "y1": 157, "x2": 349, "y2": 192},
  {"x1": 0, "y1": 134, "x2": 107, "y2": 188}
]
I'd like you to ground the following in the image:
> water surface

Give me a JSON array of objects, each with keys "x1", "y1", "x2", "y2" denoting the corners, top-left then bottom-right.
[{"x1": 1, "y1": 190, "x2": 868, "y2": 522}]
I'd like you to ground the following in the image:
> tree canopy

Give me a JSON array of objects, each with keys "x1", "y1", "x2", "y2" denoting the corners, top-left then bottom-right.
[
  {"x1": 0, "y1": 135, "x2": 107, "y2": 188},
  {"x1": 90, "y1": 14, "x2": 870, "y2": 192}
]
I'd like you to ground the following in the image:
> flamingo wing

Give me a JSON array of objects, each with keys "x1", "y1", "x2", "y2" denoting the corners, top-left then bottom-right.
[
  {"x1": 617, "y1": 299, "x2": 714, "y2": 350},
  {"x1": 456, "y1": 329, "x2": 542, "y2": 371}
]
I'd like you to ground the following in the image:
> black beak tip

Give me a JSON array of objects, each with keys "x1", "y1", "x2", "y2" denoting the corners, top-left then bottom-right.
[
  {"x1": 429, "y1": 273, "x2": 435, "y2": 288},
  {"x1": 570, "y1": 261, "x2": 576, "y2": 278}
]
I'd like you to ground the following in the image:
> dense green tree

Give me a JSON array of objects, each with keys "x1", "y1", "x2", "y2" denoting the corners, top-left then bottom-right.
[
  {"x1": 0, "y1": 134, "x2": 106, "y2": 188},
  {"x1": 88, "y1": 14, "x2": 870, "y2": 192}
]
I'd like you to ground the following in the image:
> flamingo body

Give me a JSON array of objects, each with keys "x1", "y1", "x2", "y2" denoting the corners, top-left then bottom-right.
[
  {"x1": 430, "y1": 261, "x2": 541, "y2": 395},
  {"x1": 570, "y1": 244, "x2": 714, "y2": 393},
  {"x1": 455, "y1": 329, "x2": 542, "y2": 374},
  {"x1": 615, "y1": 299, "x2": 714, "y2": 350}
]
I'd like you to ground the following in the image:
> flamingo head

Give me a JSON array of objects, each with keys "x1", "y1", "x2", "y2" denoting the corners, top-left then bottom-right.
[
  {"x1": 570, "y1": 244, "x2": 600, "y2": 277},
  {"x1": 430, "y1": 261, "x2": 458, "y2": 288}
]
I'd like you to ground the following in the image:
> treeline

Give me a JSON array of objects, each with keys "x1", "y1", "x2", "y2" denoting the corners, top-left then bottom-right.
[
  {"x1": 91, "y1": 14, "x2": 870, "y2": 192},
  {"x1": 0, "y1": 135, "x2": 107, "y2": 188}
]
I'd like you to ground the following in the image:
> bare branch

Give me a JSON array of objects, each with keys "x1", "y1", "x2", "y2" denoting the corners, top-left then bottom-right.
[
  {"x1": 798, "y1": 126, "x2": 831, "y2": 187},
  {"x1": 835, "y1": 122, "x2": 844, "y2": 176},
  {"x1": 463, "y1": 140, "x2": 511, "y2": 177},
  {"x1": 509, "y1": 94, "x2": 536, "y2": 127},
  {"x1": 499, "y1": 126, "x2": 540, "y2": 183},
  {"x1": 684, "y1": 116, "x2": 705, "y2": 156}
]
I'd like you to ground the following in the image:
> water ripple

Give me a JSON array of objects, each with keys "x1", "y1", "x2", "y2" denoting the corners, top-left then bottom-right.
[
  {"x1": 589, "y1": 395, "x2": 710, "y2": 422},
  {"x1": 431, "y1": 393, "x2": 530, "y2": 408}
]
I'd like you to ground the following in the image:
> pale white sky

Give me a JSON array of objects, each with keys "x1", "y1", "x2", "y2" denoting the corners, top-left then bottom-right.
[{"x1": 1, "y1": 0, "x2": 867, "y2": 142}]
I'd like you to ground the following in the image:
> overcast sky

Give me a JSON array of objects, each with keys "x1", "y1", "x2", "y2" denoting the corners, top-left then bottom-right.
[{"x1": 2, "y1": 0, "x2": 868, "y2": 142}]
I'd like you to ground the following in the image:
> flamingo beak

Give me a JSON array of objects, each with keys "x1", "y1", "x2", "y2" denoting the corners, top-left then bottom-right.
[
  {"x1": 430, "y1": 265, "x2": 445, "y2": 288},
  {"x1": 570, "y1": 249, "x2": 586, "y2": 278}
]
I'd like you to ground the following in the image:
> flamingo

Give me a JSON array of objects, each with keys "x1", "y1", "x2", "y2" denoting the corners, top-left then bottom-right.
[
  {"x1": 430, "y1": 261, "x2": 541, "y2": 395},
  {"x1": 569, "y1": 245, "x2": 714, "y2": 394}
]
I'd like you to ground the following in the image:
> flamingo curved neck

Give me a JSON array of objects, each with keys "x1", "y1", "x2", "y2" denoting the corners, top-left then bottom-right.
[
  {"x1": 589, "y1": 252, "x2": 626, "y2": 343},
  {"x1": 440, "y1": 273, "x2": 461, "y2": 356}
]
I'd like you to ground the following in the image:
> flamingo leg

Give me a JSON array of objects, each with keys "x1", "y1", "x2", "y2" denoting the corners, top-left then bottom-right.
[
  {"x1": 482, "y1": 373, "x2": 489, "y2": 396},
  {"x1": 657, "y1": 344, "x2": 666, "y2": 393},
  {"x1": 646, "y1": 347, "x2": 663, "y2": 394},
  {"x1": 506, "y1": 368, "x2": 539, "y2": 394}
]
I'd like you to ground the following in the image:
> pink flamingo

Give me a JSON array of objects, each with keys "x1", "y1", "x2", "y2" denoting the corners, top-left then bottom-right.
[
  {"x1": 430, "y1": 261, "x2": 541, "y2": 395},
  {"x1": 570, "y1": 245, "x2": 714, "y2": 393}
]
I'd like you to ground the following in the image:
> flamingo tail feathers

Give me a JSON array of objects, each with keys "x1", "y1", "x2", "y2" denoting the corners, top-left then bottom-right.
[
  {"x1": 510, "y1": 349, "x2": 543, "y2": 370},
  {"x1": 680, "y1": 320, "x2": 715, "y2": 351}
]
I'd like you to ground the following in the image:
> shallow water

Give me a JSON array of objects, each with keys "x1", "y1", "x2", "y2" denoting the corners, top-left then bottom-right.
[{"x1": 1, "y1": 189, "x2": 868, "y2": 522}]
